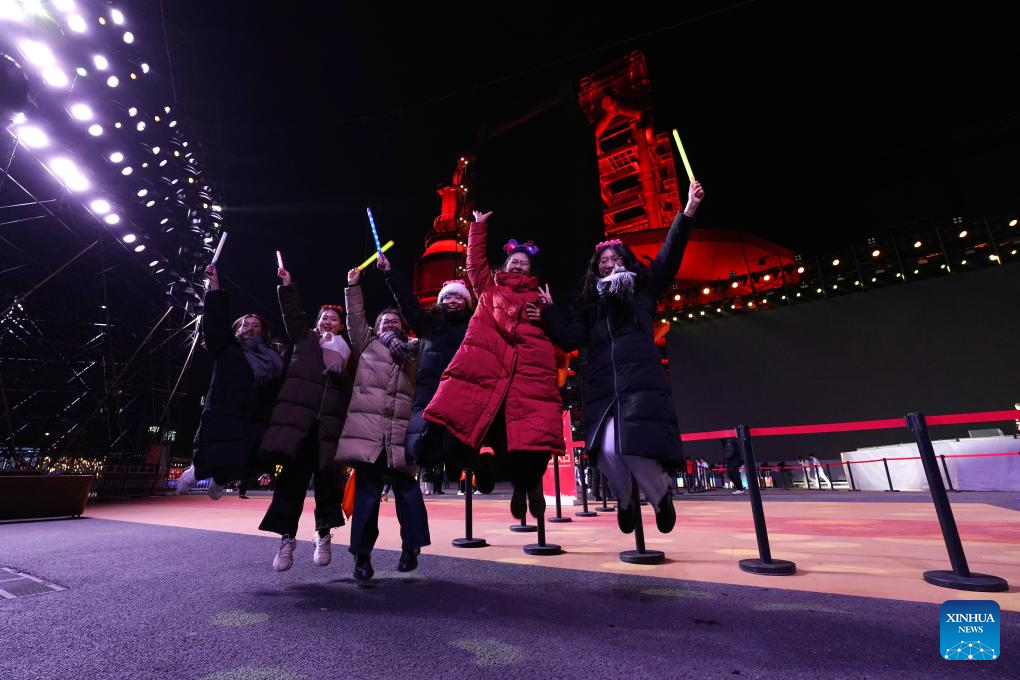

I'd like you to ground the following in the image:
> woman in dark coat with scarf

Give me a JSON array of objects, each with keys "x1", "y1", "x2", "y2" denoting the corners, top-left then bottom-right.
[
  {"x1": 539, "y1": 181, "x2": 704, "y2": 535},
  {"x1": 374, "y1": 253, "x2": 490, "y2": 486},
  {"x1": 425, "y1": 210, "x2": 563, "y2": 521},
  {"x1": 190, "y1": 264, "x2": 284, "y2": 494},
  {"x1": 258, "y1": 265, "x2": 355, "y2": 572}
]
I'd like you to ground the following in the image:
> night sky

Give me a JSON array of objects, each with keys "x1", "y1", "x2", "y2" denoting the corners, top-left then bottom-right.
[{"x1": 149, "y1": 1, "x2": 1017, "y2": 321}]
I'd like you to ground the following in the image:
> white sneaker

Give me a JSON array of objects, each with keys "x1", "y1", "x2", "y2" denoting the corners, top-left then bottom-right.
[
  {"x1": 312, "y1": 532, "x2": 332, "y2": 566},
  {"x1": 207, "y1": 480, "x2": 224, "y2": 500},
  {"x1": 732, "y1": 489, "x2": 746, "y2": 495},
  {"x1": 273, "y1": 536, "x2": 296, "y2": 571},
  {"x1": 457, "y1": 490, "x2": 465, "y2": 496},
  {"x1": 175, "y1": 465, "x2": 196, "y2": 495}
]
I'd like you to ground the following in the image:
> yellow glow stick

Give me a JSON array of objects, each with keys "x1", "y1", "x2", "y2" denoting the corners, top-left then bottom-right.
[
  {"x1": 672, "y1": 129, "x2": 695, "y2": 182},
  {"x1": 357, "y1": 240, "x2": 394, "y2": 270}
]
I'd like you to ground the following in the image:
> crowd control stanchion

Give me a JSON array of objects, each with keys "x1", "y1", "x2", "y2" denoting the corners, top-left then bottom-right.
[
  {"x1": 735, "y1": 424, "x2": 796, "y2": 576},
  {"x1": 576, "y1": 453, "x2": 598, "y2": 518},
  {"x1": 548, "y1": 453, "x2": 572, "y2": 524},
  {"x1": 619, "y1": 481, "x2": 664, "y2": 564},
  {"x1": 452, "y1": 467, "x2": 487, "y2": 548},
  {"x1": 905, "y1": 413, "x2": 1007, "y2": 592},
  {"x1": 882, "y1": 458, "x2": 899, "y2": 492},
  {"x1": 523, "y1": 484, "x2": 562, "y2": 556},
  {"x1": 939, "y1": 455, "x2": 957, "y2": 493},
  {"x1": 596, "y1": 472, "x2": 615, "y2": 512},
  {"x1": 845, "y1": 461, "x2": 858, "y2": 491}
]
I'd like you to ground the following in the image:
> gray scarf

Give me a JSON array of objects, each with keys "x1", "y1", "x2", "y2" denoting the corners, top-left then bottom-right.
[
  {"x1": 596, "y1": 264, "x2": 637, "y2": 301},
  {"x1": 240, "y1": 337, "x2": 284, "y2": 386},
  {"x1": 378, "y1": 331, "x2": 417, "y2": 367}
]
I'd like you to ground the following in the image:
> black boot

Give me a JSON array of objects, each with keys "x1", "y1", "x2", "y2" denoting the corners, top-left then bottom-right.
[
  {"x1": 474, "y1": 458, "x2": 496, "y2": 494},
  {"x1": 617, "y1": 504, "x2": 636, "y2": 534},
  {"x1": 510, "y1": 486, "x2": 526, "y2": 520},
  {"x1": 527, "y1": 484, "x2": 546, "y2": 519},
  {"x1": 655, "y1": 491, "x2": 677, "y2": 533},
  {"x1": 353, "y1": 553, "x2": 374, "y2": 581},
  {"x1": 397, "y1": 547, "x2": 420, "y2": 573}
]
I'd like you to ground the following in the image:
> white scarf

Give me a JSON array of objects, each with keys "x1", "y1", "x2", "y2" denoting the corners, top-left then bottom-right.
[{"x1": 319, "y1": 332, "x2": 351, "y2": 374}]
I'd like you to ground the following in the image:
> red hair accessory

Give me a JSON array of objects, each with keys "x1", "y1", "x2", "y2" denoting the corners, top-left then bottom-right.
[
  {"x1": 442, "y1": 279, "x2": 466, "y2": 287},
  {"x1": 502, "y1": 239, "x2": 539, "y2": 256},
  {"x1": 595, "y1": 238, "x2": 623, "y2": 251},
  {"x1": 319, "y1": 304, "x2": 344, "y2": 314}
]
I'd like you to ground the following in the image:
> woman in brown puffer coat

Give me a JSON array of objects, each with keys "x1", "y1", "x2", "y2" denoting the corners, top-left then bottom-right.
[
  {"x1": 335, "y1": 264, "x2": 428, "y2": 581},
  {"x1": 424, "y1": 210, "x2": 563, "y2": 522},
  {"x1": 258, "y1": 266, "x2": 354, "y2": 573}
]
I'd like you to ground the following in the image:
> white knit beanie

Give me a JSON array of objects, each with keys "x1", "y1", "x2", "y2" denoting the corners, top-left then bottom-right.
[{"x1": 438, "y1": 279, "x2": 473, "y2": 307}]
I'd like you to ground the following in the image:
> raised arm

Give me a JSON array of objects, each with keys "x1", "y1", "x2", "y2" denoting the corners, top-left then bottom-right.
[
  {"x1": 466, "y1": 210, "x2": 494, "y2": 297},
  {"x1": 345, "y1": 268, "x2": 371, "y2": 354},
  {"x1": 379, "y1": 253, "x2": 431, "y2": 336},
  {"x1": 648, "y1": 180, "x2": 704, "y2": 298},
  {"x1": 535, "y1": 284, "x2": 590, "y2": 351},
  {"x1": 275, "y1": 266, "x2": 309, "y2": 342},
  {"x1": 201, "y1": 265, "x2": 233, "y2": 357}
]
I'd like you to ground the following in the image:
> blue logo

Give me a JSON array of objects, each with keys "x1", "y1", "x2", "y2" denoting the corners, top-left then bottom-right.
[{"x1": 940, "y1": 600, "x2": 1000, "y2": 660}]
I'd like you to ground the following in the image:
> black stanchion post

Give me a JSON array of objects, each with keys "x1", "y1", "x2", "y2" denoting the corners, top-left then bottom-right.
[
  {"x1": 846, "y1": 462, "x2": 858, "y2": 491},
  {"x1": 548, "y1": 453, "x2": 571, "y2": 523},
  {"x1": 735, "y1": 425, "x2": 796, "y2": 576},
  {"x1": 882, "y1": 458, "x2": 899, "y2": 492},
  {"x1": 524, "y1": 484, "x2": 562, "y2": 556},
  {"x1": 576, "y1": 453, "x2": 597, "y2": 517},
  {"x1": 825, "y1": 463, "x2": 834, "y2": 490},
  {"x1": 939, "y1": 455, "x2": 956, "y2": 493},
  {"x1": 781, "y1": 465, "x2": 790, "y2": 490},
  {"x1": 905, "y1": 412, "x2": 1007, "y2": 592},
  {"x1": 619, "y1": 481, "x2": 664, "y2": 564},
  {"x1": 596, "y1": 471, "x2": 614, "y2": 512},
  {"x1": 453, "y1": 467, "x2": 487, "y2": 548}
]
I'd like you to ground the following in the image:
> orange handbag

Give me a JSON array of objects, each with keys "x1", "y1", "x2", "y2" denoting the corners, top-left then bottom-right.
[{"x1": 342, "y1": 469, "x2": 356, "y2": 519}]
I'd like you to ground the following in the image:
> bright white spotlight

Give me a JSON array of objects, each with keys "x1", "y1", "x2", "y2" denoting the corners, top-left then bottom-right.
[
  {"x1": 145, "y1": 200, "x2": 155, "y2": 207},
  {"x1": 122, "y1": 31, "x2": 134, "y2": 44},
  {"x1": 128, "y1": 107, "x2": 137, "y2": 117},
  {"x1": 121, "y1": 166, "x2": 133, "y2": 176},
  {"x1": 106, "y1": 75, "x2": 119, "y2": 87},
  {"x1": 137, "y1": 189, "x2": 148, "y2": 197},
  {"x1": 151, "y1": 146, "x2": 160, "y2": 154},
  {"x1": 141, "y1": 162, "x2": 148, "y2": 168},
  {"x1": 0, "y1": 0, "x2": 26, "y2": 20},
  {"x1": 141, "y1": 63, "x2": 150, "y2": 74},
  {"x1": 136, "y1": 121, "x2": 145, "y2": 131},
  {"x1": 42, "y1": 67, "x2": 69, "y2": 87},
  {"x1": 160, "y1": 218, "x2": 169, "y2": 225},
  {"x1": 19, "y1": 40, "x2": 54, "y2": 66},
  {"x1": 49, "y1": 158, "x2": 89, "y2": 191},
  {"x1": 53, "y1": 0, "x2": 76, "y2": 11},
  {"x1": 12, "y1": 112, "x2": 27, "y2": 124},
  {"x1": 93, "y1": 54, "x2": 108, "y2": 70},
  {"x1": 75, "y1": 66, "x2": 87, "y2": 76},
  {"x1": 87, "y1": 124, "x2": 102, "y2": 136},
  {"x1": 114, "y1": 122, "x2": 122, "y2": 128},
  {"x1": 16, "y1": 126, "x2": 48, "y2": 148},
  {"x1": 164, "y1": 106, "x2": 170, "y2": 114},
  {"x1": 111, "y1": 8, "x2": 124, "y2": 24},
  {"x1": 168, "y1": 120, "x2": 177, "y2": 128},
  {"x1": 66, "y1": 14, "x2": 86, "y2": 32},
  {"x1": 134, "y1": 244, "x2": 145, "y2": 252},
  {"x1": 70, "y1": 103, "x2": 93, "y2": 120},
  {"x1": 122, "y1": 234, "x2": 136, "y2": 243},
  {"x1": 148, "y1": 260, "x2": 159, "y2": 267},
  {"x1": 90, "y1": 199, "x2": 111, "y2": 213},
  {"x1": 109, "y1": 151, "x2": 124, "y2": 163},
  {"x1": 104, "y1": 214, "x2": 120, "y2": 225},
  {"x1": 158, "y1": 159, "x2": 167, "y2": 167}
]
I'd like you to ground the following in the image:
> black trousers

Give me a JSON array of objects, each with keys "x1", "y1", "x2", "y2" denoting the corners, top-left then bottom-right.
[
  {"x1": 485, "y1": 407, "x2": 551, "y2": 490},
  {"x1": 726, "y1": 461, "x2": 744, "y2": 490},
  {"x1": 348, "y1": 454, "x2": 431, "y2": 555},
  {"x1": 259, "y1": 427, "x2": 342, "y2": 538}
]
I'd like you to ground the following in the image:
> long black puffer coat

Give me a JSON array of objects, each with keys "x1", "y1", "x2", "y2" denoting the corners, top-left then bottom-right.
[
  {"x1": 541, "y1": 211, "x2": 694, "y2": 464},
  {"x1": 193, "y1": 289, "x2": 281, "y2": 481},
  {"x1": 384, "y1": 271, "x2": 471, "y2": 465}
]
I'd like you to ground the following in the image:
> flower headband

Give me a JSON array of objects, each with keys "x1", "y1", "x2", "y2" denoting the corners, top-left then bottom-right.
[
  {"x1": 503, "y1": 239, "x2": 539, "y2": 256},
  {"x1": 595, "y1": 238, "x2": 623, "y2": 251},
  {"x1": 319, "y1": 304, "x2": 345, "y2": 315}
]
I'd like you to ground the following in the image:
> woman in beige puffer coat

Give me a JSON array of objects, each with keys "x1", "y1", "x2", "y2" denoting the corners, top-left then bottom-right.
[{"x1": 335, "y1": 264, "x2": 429, "y2": 581}]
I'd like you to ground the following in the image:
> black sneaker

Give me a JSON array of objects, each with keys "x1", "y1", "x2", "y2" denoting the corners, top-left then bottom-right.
[
  {"x1": 655, "y1": 492, "x2": 677, "y2": 533},
  {"x1": 397, "y1": 547, "x2": 420, "y2": 573},
  {"x1": 510, "y1": 487, "x2": 526, "y2": 521},
  {"x1": 617, "y1": 505, "x2": 636, "y2": 534},
  {"x1": 353, "y1": 553, "x2": 374, "y2": 581}
]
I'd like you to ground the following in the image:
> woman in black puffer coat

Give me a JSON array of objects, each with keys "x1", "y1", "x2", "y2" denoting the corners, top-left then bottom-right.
[
  {"x1": 540, "y1": 181, "x2": 704, "y2": 536},
  {"x1": 376, "y1": 254, "x2": 491, "y2": 487}
]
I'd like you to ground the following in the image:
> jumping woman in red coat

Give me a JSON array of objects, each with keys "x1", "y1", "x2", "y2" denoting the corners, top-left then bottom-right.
[{"x1": 424, "y1": 210, "x2": 563, "y2": 520}]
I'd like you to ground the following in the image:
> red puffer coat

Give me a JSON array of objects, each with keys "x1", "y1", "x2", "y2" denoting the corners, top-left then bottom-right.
[{"x1": 424, "y1": 221, "x2": 563, "y2": 453}]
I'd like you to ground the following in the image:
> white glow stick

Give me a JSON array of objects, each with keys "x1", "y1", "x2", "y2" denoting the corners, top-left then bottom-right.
[
  {"x1": 275, "y1": 250, "x2": 284, "y2": 270},
  {"x1": 210, "y1": 231, "x2": 228, "y2": 265}
]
